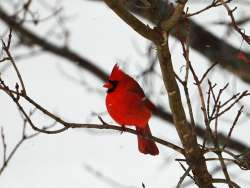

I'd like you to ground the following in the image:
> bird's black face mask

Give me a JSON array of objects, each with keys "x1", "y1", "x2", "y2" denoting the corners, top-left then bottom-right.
[{"x1": 104, "y1": 80, "x2": 118, "y2": 93}]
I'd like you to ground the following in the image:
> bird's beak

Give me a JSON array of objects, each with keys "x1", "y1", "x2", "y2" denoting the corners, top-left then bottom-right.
[{"x1": 103, "y1": 81, "x2": 113, "y2": 89}]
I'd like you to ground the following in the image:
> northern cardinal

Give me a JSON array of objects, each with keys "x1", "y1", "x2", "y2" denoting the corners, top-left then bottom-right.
[{"x1": 103, "y1": 64, "x2": 159, "y2": 155}]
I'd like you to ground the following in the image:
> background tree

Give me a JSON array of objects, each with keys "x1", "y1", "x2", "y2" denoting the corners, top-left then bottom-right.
[{"x1": 0, "y1": 0, "x2": 250, "y2": 187}]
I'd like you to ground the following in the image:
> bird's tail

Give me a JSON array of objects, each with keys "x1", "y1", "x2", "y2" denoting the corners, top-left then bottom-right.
[{"x1": 136, "y1": 124, "x2": 159, "y2": 156}]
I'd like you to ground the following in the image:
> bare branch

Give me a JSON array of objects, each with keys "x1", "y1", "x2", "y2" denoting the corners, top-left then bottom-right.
[
  {"x1": 219, "y1": 0, "x2": 250, "y2": 44},
  {"x1": 1, "y1": 29, "x2": 26, "y2": 95}
]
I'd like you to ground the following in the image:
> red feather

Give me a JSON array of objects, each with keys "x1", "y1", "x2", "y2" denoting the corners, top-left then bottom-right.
[{"x1": 103, "y1": 64, "x2": 159, "y2": 155}]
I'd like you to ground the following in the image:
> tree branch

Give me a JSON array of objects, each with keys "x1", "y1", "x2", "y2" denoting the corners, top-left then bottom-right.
[
  {"x1": 123, "y1": 0, "x2": 250, "y2": 83},
  {"x1": 0, "y1": 2, "x2": 249, "y2": 162}
]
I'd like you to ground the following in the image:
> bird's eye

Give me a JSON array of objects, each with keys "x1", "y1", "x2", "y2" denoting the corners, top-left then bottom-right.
[
  {"x1": 107, "y1": 80, "x2": 118, "y2": 93},
  {"x1": 109, "y1": 80, "x2": 118, "y2": 85}
]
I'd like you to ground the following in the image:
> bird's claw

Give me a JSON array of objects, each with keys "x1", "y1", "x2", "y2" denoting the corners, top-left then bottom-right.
[{"x1": 120, "y1": 125, "x2": 126, "y2": 134}]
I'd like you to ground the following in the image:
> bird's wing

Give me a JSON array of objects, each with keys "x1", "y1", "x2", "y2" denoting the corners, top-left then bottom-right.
[{"x1": 127, "y1": 85, "x2": 155, "y2": 111}]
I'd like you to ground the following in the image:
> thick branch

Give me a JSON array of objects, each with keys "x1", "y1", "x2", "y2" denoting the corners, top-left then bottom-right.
[
  {"x1": 0, "y1": 84, "x2": 184, "y2": 154},
  {"x1": 103, "y1": 0, "x2": 161, "y2": 42},
  {"x1": 157, "y1": 35, "x2": 213, "y2": 187},
  {"x1": 160, "y1": 0, "x2": 187, "y2": 31}
]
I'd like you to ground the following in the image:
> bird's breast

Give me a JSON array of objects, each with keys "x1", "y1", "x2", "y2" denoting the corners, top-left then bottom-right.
[{"x1": 105, "y1": 89, "x2": 151, "y2": 128}]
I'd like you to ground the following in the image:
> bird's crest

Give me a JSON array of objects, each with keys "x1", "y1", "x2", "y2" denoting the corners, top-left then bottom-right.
[{"x1": 109, "y1": 63, "x2": 128, "y2": 80}]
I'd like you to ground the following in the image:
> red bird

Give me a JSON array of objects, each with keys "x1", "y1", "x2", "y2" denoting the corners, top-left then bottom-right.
[{"x1": 103, "y1": 64, "x2": 159, "y2": 155}]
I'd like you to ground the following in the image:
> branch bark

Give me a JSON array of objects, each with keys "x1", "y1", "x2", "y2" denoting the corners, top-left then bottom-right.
[
  {"x1": 124, "y1": 0, "x2": 250, "y2": 83},
  {"x1": 157, "y1": 34, "x2": 213, "y2": 187}
]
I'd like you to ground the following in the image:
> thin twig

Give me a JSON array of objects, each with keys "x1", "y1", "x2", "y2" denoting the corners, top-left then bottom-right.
[
  {"x1": 223, "y1": 106, "x2": 244, "y2": 150},
  {"x1": 1, "y1": 30, "x2": 26, "y2": 95},
  {"x1": 219, "y1": 0, "x2": 250, "y2": 44},
  {"x1": 186, "y1": 0, "x2": 228, "y2": 17},
  {"x1": 0, "y1": 127, "x2": 7, "y2": 166},
  {"x1": 212, "y1": 178, "x2": 240, "y2": 188},
  {"x1": 176, "y1": 166, "x2": 192, "y2": 188}
]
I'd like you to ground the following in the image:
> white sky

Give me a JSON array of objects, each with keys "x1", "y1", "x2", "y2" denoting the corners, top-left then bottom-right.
[{"x1": 0, "y1": 0, "x2": 250, "y2": 188}]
